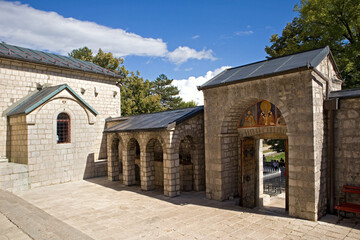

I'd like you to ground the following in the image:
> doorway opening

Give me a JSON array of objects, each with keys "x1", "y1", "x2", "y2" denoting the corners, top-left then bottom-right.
[{"x1": 261, "y1": 139, "x2": 288, "y2": 213}]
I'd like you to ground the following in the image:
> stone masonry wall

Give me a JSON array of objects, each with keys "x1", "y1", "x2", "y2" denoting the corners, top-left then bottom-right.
[
  {"x1": 0, "y1": 163, "x2": 29, "y2": 192},
  {"x1": 8, "y1": 115, "x2": 28, "y2": 164},
  {"x1": 106, "y1": 111, "x2": 205, "y2": 197},
  {"x1": 26, "y1": 91, "x2": 95, "y2": 188},
  {"x1": 202, "y1": 68, "x2": 335, "y2": 220},
  {"x1": 0, "y1": 58, "x2": 120, "y2": 163},
  {"x1": 334, "y1": 98, "x2": 360, "y2": 204}
]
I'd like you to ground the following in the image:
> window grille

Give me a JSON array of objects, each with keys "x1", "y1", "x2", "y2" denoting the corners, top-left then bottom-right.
[{"x1": 57, "y1": 113, "x2": 70, "y2": 143}]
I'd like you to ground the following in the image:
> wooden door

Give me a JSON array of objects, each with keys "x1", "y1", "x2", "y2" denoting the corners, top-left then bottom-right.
[{"x1": 241, "y1": 138, "x2": 256, "y2": 208}]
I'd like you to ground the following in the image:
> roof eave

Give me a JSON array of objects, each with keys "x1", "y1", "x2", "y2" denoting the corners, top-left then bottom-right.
[
  {"x1": 198, "y1": 66, "x2": 311, "y2": 91},
  {"x1": 104, "y1": 126, "x2": 168, "y2": 133},
  {"x1": 0, "y1": 54, "x2": 122, "y2": 79}
]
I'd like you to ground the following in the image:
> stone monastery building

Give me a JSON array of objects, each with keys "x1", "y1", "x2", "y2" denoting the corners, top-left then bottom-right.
[{"x1": 0, "y1": 43, "x2": 359, "y2": 221}]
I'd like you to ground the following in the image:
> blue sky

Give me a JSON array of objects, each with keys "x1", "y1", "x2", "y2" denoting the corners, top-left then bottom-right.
[{"x1": 0, "y1": 0, "x2": 299, "y2": 104}]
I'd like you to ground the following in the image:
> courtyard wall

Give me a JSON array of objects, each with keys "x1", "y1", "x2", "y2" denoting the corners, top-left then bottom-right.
[
  {"x1": 334, "y1": 98, "x2": 360, "y2": 203},
  {"x1": 202, "y1": 60, "x2": 341, "y2": 220},
  {"x1": 0, "y1": 58, "x2": 120, "y2": 187}
]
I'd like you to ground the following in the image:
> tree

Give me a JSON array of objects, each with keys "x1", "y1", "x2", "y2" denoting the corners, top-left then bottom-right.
[
  {"x1": 152, "y1": 74, "x2": 182, "y2": 109},
  {"x1": 265, "y1": 0, "x2": 360, "y2": 88},
  {"x1": 265, "y1": 139, "x2": 285, "y2": 153},
  {"x1": 69, "y1": 47, "x2": 125, "y2": 77},
  {"x1": 177, "y1": 100, "x2": 198, "y2": 109},
  {"x1": 68, "y1": 46, "x2": 93, "y2": 62},
  {"x1": 152, "y1": 74, "x2": 198, "y2": 110},
  {"x1": 121, "y1": 71, "x2": 164, "y2": 116},
  {"x1": 69, "y1": 47, "x2": 197, "y2": 116}
]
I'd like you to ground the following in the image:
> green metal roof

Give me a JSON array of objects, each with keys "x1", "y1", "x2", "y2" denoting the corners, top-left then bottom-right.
[
  {"x1": 0, "y1": 42, "x2": 121, "y2": 78},
  {"x1": 7, "y1": 84, "x2": 98, "y2": 116}
]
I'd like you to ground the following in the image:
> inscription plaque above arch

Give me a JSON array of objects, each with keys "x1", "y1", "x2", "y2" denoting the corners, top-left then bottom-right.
[{"x1": 239, "y1": 100, "x2": 286, "y2": 128}]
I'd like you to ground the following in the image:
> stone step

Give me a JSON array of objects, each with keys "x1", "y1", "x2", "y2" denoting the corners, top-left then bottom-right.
[{"x1": 0, "y1": 158, "x2": 8, "y2": 163}]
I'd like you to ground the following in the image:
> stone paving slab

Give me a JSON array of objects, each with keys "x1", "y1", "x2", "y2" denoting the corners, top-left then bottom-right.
[
  {"x1": 0, "y1": 189, "x2": 93, "y2": 240},
  {"x1": 8, "y1": 177, "x2": 360, "y2": 240},
  {"x1": 0, "y1": 212, "x2": 31, "y2": 240}
]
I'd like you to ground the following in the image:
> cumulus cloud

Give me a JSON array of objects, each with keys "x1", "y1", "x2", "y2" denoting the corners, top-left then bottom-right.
[
  {"x1": 172, "y1": 66, "x2": 231, "y2": 105},
  {"x1": 168, "y1": 46, "x2": 216, "y2": 65},
  {"x1": 0, "y1": 1, "x2": 215, "y2": 64},
  {"x1": 192, "y1": 35, "x2": 200, "y2": 39}
]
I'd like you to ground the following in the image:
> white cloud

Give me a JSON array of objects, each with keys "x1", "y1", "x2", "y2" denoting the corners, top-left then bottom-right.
[
  {"x1": 192, "y1": 35, "x2": 200, "y2": 39},
  {"x1": 172, "y1": 66, "x2": 231, "y2": 105},
  {"x1": 0, "y1": 1, "x2": 215, "y2": 64},
  {"x1": 167, "y1": 46, "x2": 216, "y2": 65},
  {"x1": 234, "y1": 30, "x2": 254, "y2": 36}
]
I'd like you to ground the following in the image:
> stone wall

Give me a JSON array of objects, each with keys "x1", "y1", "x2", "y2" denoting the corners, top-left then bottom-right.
[
  {"x1": 0, "y1": 58, "x2": 120, "y2": 163},
  {"x1": 0, "y1": 163, "x2": 29, "y2": 192},
  {"x1": 8, "y1": 115, "x2": 28, "y2": 164},
  {"x1": 334, "y1": 98, "x2": 360, "y2": 203},
  {"x1": 154, "y1": 161, "x2": 164, "y2": 187},
  {"x1": 106, "y1": 111, "x2": 205, "y2": 197},
  {"x1": 24, "y1": 91, "x2": 95, "y2": 188},
  {"x1": 202, "y1": 65, "x2": 340, "y2": 220}
]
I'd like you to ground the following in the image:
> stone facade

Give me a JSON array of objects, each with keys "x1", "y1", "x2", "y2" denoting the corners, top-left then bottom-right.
[
  {"x1": 106, "y1": 113, "x2": 205, "y2": 197},
  {"x1": 201, "y1": 56, "x2": 342, "y2": 221},
  {"x1": 0, "y1": 57, "x2": 120, "y2": 189},
  {"x1": 334, "y1": 98, "x2": 360, "y2": 204}
]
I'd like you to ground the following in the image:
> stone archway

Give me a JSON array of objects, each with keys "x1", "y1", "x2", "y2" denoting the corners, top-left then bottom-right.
[
  {"x1": 177, "y1": 134, "x2": 205, "y2": 192},
  {"x1": 237, "y1": 100, "x2": 289, "y2": 210},
  {"x1": 145, "y1": 138, "x2": 164, "y2": 191},
  {"x1": 124, "y1": 138, "x2": 141, "y2": 186},
  {"x1": 217, "y1": 98, "x2": 291, "y2": 205},
  {"x1": 107, "y1": 134, "x2": 123, "y2": 181}
]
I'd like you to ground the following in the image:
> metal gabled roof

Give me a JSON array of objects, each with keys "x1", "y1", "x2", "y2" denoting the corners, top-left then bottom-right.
[
  {"x1": 0, "y1": 42, "x2": 121, "y2": 78},
  {"x1": 199, "y1": 46, "x2": 336, "y2": 90},
  {"x1": 104, "y1": 106, "x2": 204, "y2": 133},
  {"x1": 329, "y1": 88, "x2": 360, "y2": 99},
  {"x1": 7, "y1": 84, "x2": 98, "y2": 116}
]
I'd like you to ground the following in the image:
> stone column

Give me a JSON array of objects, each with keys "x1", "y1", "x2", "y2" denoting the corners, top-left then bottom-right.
[
  {"x1": 163, "y1": 131, "x2": 180, "y2": 197},
  {"x1": 107, "y1": 135, "x2": 119, "y2": 181},
  {"x1": 122, "y1": 149, "x2": 135, "y2": 185},
  {"x1": 140, "y1": 147, "x2": 154, "y2": 191},
  {"x1": 256, "y1": 139, "x2": 264, "y2": 207}
]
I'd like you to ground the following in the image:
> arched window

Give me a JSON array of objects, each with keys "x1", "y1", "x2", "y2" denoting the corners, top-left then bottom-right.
[{"x1": 57, "y1": 113, "x2": 70, "y2": 143}]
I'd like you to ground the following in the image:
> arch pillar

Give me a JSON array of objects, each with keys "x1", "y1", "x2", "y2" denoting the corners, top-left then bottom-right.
[
  {"x1": 141, "y1": 142, "x2": 154, "y2": 191},
  {"x1": 107, "y1": 134, "x2": 121, "y2": 181},
  {"x1": 163, "y1": 130, "x2": 180, "y2": 197},
  {"x1": 123, "y1": 137, "x2": 137, "y2": 186}
]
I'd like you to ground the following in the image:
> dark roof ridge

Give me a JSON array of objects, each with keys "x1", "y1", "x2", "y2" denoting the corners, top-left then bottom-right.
[
  {"x1": 199, "y1": 46, "x2": 337, "y2": 90},
  {"x1": 227, "y1": 46, "x2": 329, "y2": 71},
  {"x1": 0, "y1": 42, "x2": 121, "y2": 78},
  {"x1": 113, "y1": 106, "x2": 204, "y2": 119}
]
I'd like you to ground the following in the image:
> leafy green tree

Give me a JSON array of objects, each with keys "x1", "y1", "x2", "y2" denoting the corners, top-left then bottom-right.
[
  {"x1": 69, "y1": 47, "x2": 125, "y2": 77},
  {"x1": 121, "y1": 71, "x2": 164, "y2": 116},
  {"x1": 265, "y1": 139, "x2": 285, "y2": 153},
  {"x1": 69, "y1": 48, "x2": 197, "y2": 116},
  {"x1": 265, "y1": 0, "x2": 360, "y2": 88},
  {"x1": 69, "y1": 46, "x2": 93, "y2": 62},
  {"x1": 152, "y1": 74, "x2": 182, "y2": 109},
  {"x1": 152, "y1": 74, "x2": 197, "y2": 110},
  {"x1": 177, "y1": 100, "x2": 198, "y2": 109}
]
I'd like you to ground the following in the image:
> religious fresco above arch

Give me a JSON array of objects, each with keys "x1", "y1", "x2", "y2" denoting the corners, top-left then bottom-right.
[{"x1": 239, "y1": 100, "x2": 286, "y2": 128}]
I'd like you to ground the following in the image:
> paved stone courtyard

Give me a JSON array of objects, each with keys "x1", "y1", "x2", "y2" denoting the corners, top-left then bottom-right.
[{"x1": 1, "y1": 177, "x2": 359, "y2": 240}]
